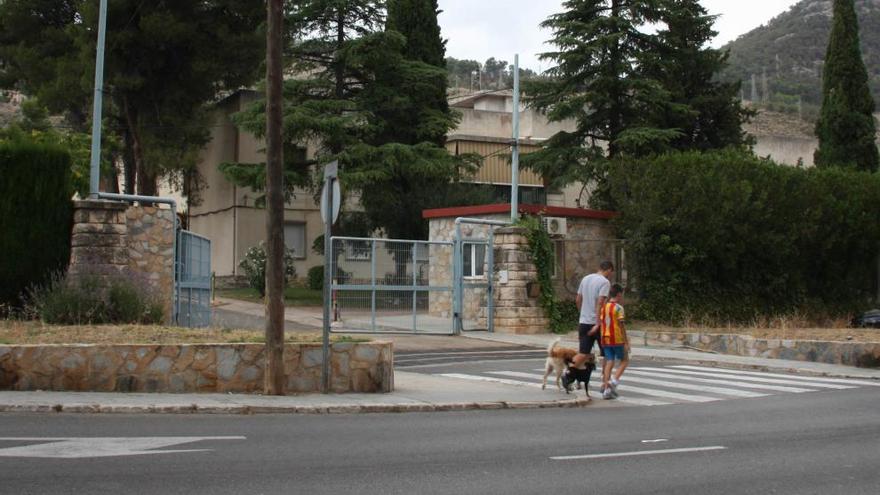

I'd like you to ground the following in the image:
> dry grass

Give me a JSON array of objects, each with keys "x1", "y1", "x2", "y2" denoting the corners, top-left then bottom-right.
[
  {"x1": 0, "y1": 320, "x2": 368, "y2": 345},
  {"x1": 633, "y1": 318, "x2": 880, "y2": 343}
]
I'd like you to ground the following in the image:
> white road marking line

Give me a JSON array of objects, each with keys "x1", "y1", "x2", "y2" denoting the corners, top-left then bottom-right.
[
  {"x1": 648, "y1": 367, "x2": 857, "y2": 390},
  {"x1": 551, "y1": 445, "x2": 727, "y2": 461},
  {"x1": 437, "y1": 373, "x2": 546, "y2": 389},
  {"x1": 618, "y1": 375, "x2": 768, "y2": 398},
  {"x1": 671, "y1": 365, "x2": 874, "y2": 387},
  {"x1": 0, "y1": 436, "x2": 246, "y2": 459},
  {"x1": 626, "y1": 369, "x2": 816, "y2": 393},
  {"x1": 398, "y1": 350, "x2": 543, "y2": 358},
  {"x1": 528, "y1": 369, "x2": 718, "y2": 402},
  {"x1": 486, "y1": 371, "x2": 671, "y2": 406},
  {"x1": 641, "y1": 439, "x2": 669, "y2": 443}
]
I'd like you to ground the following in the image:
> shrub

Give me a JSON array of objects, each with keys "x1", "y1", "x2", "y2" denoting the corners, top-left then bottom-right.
[
  {"x1": 0, "y1": 140, "x2": 72, "y2": 307},
  {"x1": 308, "y1": 265, "x2": 324, "y2": 290},
  {"x1": 238, "y1": 242, "x2": 297, "y2": 296},
  {"x1": 607, "y1": 149, "x2": 880, "y2": 323},
  {"x1": 29, "y1": 269, "x2": 165, "y2": 325}
]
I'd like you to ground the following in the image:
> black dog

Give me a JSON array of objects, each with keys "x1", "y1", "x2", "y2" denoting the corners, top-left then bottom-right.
[{"x1": 564, "y1": 360, "x2": 596, "y2": 398}]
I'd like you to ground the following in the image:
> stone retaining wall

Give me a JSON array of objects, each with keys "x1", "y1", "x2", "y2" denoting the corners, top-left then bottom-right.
[
  {"x1": 0, "y1": 342, "x2": 393, "y2": 394},
  {"x1": 650, "y1": 332, "x2": 880, "y2": 368}
]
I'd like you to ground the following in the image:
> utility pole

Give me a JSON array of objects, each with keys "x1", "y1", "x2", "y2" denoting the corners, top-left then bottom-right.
[
  {"x1": 88, "y1": 0, "x2": 109, "y2": 198},
  {"x1": 511, "y1": 54, "x2": 520, "y2": 222},
  {"x1": 264, "y1": 0, "x2": 285, "y2": 396}
]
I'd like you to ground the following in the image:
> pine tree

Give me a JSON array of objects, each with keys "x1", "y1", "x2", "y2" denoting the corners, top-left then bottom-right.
[
  {"x1": 814, "y1": 0, "x2": 879, "y2": 172},
  {"x1": 523, "y1": 0, "x2": 679, "y2": 193},
  {"x1": 643, "y1": 0, "x2": 753, "y2": 152}
]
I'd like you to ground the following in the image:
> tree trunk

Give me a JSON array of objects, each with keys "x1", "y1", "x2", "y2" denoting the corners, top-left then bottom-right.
[
  {"x1": 122, "y1": 97, "x2": 157, "y2": 196},
  {"x1": 264, "y1": 0, "x2": 286, "y2": 396}
]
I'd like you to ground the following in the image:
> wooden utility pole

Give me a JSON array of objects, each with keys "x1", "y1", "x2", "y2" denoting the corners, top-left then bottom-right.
[{"x1": 264, "y1": 0, "x2": 285, "y2": 395}]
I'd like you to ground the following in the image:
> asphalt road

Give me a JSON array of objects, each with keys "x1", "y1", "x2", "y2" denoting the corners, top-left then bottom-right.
[{"x1": 1, "y1": 383, "x2": 878, "y2": 494}]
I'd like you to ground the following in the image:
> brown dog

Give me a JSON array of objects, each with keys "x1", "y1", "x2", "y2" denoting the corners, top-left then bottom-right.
[{"x1": 542, "y1": 338, "x2": 595, "y2": 396}]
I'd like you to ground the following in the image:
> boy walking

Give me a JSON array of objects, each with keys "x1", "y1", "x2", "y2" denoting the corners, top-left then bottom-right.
[{"x1": 600, "y1": 284, "x2": 629, "y2": 400}]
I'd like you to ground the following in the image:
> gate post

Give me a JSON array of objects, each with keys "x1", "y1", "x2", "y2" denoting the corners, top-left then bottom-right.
[{"x1": 493, "y1": 226, "x2": 550, "y2": 334}]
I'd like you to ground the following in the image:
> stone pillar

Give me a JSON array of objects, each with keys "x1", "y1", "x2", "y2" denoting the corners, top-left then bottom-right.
[
  {"x1": 69, "y1": 200, "x2": 129, "y2": 278},
  {"x1": 126, "y1": 206, "x2": 175, "y2": 319},
  {"x1": 493, "y1": 226, "x2": 550, "y2": 334}
]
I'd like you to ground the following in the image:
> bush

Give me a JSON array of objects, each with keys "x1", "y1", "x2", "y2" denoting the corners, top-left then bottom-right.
[
  {"x1": 0, "y1": 140, "x2": 72, "y2": 307},
  {"x1": 29, "y1": 270, "x2": 165, "y2": 325},
  {"x1": 307, "y1": 265, "x2": 324, "y2": 290},
  {"x1": 607, "y1": 149, "x2": 880, "y2": 323},
  {"x1": 238, "y1": 242, "x2": 297, "y2": 296}
]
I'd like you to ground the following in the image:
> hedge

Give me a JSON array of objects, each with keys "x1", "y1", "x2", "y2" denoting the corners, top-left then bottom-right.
[
  {"x1": 0, "y1": 140, "x2": 73, "y2": 307},
  {"x1": 608, "y1": 150, "x2": 880, "y2": 323}
]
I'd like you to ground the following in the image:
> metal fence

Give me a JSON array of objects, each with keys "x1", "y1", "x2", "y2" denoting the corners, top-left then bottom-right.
[
  {"x1": 330, "y1": 237, "x2": 455, "y2": 334},
  {"x1": 176, "y1": 230, "x2": 212, "y2": 327}
]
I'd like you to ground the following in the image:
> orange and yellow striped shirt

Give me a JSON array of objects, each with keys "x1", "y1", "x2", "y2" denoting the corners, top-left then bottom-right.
[{"x1": 599, "y1": 301, "x2": 626, "y2": 346}]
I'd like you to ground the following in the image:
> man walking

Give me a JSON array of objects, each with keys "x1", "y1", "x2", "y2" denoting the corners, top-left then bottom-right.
[{"x1": 562, "y1": 260, "x2": 614, "y2": 391}]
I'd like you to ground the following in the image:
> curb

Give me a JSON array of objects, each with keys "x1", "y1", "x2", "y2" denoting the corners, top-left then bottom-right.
[{"x1": 0, "y1": 398, "x2": 593, "y2": 416}]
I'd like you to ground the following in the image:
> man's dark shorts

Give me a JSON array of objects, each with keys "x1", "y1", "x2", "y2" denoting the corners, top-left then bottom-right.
[{"x1": 578, "y1": 323, "x2": 601, "y2": 354}]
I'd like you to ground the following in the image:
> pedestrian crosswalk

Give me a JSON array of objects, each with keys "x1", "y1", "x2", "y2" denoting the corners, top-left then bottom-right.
[{"x1": 434, "y1": 364, "x2": 877, "y2": 407}]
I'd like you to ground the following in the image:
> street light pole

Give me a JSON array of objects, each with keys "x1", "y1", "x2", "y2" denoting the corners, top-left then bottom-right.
[
  {"x1": 511, "y1": 54, "x2": 520, "y2": 222},
  {"x1": 88, "y1": 0, "x2": 109, "y2": 198}
]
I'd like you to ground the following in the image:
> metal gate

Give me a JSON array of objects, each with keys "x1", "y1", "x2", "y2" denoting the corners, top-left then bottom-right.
[
  {"x1": 330, "y1": 237, "x2": 455, "y2": 334},
  {"x1": 176, "y1": 230, "x2": 212, "y2": 327},
  {"x1": 453, "y1": 218, "x2": 508, "y2": 333}
]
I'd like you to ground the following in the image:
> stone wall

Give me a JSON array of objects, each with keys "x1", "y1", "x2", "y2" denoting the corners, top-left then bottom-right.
[
  {"x1": 649, "y1": 332, "x2": 880, "y2": 368},
  {"x1": 0, "y1": 342, "x2": 393, "y2": 394},
  {"x1": 493, "y1": 226, "x2": 549, "y2": 334},
  {"x1": 69, "y1": 200, "x2": 175, "y2": 322}
]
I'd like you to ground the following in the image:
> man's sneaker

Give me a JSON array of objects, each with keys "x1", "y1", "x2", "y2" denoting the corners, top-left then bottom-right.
[{"x1": 561, "y1": 370, "x2": 575, "y2": 393}]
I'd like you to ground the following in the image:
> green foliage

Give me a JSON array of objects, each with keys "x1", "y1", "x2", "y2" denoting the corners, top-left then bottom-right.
[
  {"x1": 607, "y1": 149, "x2": 880, "y2": 323},
  {"x1": 0, "y1": 0, "x2": 265, "y2": 196},
  {"x1": 0, "y1": 140, "x2": 72, "y2": 307},
  {"x1": 516, "y1": 216, "x2": 569, "y2": 334},
  {"x1": 238, "y1": 242, "x2": 297, "y2": 297},
  {"x1": 29, "y1": 271, "x2": 165, "y2": 325},
  {"x1": 307, "y1": 266, "x2": 325, "y2": 291},
  {"x1": 814, "y1": 0, "x2": 879, "y2": 172},
  {"x1": 445, "y1": 56, "x2": 539, "y2": 90}
]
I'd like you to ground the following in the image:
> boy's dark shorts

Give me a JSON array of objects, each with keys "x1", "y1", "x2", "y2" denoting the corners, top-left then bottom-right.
[{"x1": 577, "y1": 323, "x2": 602, "y2": 354}]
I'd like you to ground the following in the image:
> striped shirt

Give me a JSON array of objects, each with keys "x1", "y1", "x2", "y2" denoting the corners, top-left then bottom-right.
[{"x1": 599, "y1": 301, "x2": 626, "y2": 346}]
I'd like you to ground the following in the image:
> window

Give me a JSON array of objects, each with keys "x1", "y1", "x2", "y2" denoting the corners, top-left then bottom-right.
[
  {"x1": 463, "y1": 243, "x2": 486, "y2": 278},
  {"x1": 283, "y1": 223, "x2": 306, "y2": 259},
  {"x1": 345, "y1": 240, "x2": 371, "y2": 261}
]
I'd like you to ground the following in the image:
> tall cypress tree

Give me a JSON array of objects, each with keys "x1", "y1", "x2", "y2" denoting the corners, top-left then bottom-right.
[
  {"x1": 814, "y1": 0, "x2": 879, "y2": 172},
  {"x1": 644, "y1": 0, "x2": 753, "y2": 152}
]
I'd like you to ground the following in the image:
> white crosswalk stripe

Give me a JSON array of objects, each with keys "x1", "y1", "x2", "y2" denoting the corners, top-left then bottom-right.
[
  {"x1": 614, "y1": 375, "x2": 768, "y2": 398},
  {"x1": 634, "y1": 367, "x2": 851, "y2": 389},
  {"x1": 671, "y1": 365, "x2": 873, "y2": 387},
  {"x1": 486, "y1": 371, "x2": 672, "y2": 406},
  {"x1": 625, "y1": 369, "x2": 817, "y2": 393}
]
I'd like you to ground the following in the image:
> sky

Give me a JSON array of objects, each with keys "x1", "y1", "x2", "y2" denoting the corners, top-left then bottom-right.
[{"x1": 438, "y1": 0, "x2": 801, "y2": 71}]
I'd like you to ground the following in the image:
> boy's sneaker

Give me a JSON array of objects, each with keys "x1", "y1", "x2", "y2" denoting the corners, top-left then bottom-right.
[
  {"x1": 602, "y1": 388, "x2": 614, "y2": 400},
  {"x1": 610, "y1": 378, "x2": 620, "y2": 394}
]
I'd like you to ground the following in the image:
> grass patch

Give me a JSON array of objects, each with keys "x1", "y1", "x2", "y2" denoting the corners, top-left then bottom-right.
[
  {"x1": 216, "y1": 287, "x2": 323, "y2": 306},
  {"x1": 0, "y1": 320, "x2": 370, "y2": 345}
]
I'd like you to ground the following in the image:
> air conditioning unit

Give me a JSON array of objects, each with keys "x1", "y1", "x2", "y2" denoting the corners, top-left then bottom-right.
[{"x1": 542, "y1": 217, "x2": 568, "y2": 237}]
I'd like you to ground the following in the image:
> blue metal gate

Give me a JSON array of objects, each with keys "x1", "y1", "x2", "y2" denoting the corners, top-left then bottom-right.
[{"x1": 176, "y1": 230, "x2": 212, "y2": 327}]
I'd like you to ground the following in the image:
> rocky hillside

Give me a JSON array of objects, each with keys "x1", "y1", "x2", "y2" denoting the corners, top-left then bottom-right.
[{"x1": 722, "y1": 0, "x2": 880, "y2": 115}]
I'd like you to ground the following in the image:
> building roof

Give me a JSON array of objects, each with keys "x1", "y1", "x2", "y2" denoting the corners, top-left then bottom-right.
[{"x1": 422, "y1": 203, "x2": 616, "y2": 220}]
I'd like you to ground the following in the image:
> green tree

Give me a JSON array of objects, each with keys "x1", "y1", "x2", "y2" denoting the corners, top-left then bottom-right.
[
  {"x1": 0, "y1": 0, "x2": 265, "y2": 196},
  {"x1": 523, "y1": 0, "x2": 678, "y2": 196},
  {"x1": 814, "y1": 0, "x2": 879, "y2": 172},
  {"x1": 643, "y1": 0, "x2": 754, "y2": 152}
]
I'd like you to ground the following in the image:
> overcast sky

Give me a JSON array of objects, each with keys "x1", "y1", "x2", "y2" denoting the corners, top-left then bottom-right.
[{"x1": 438, "y1": 0, "x2": 801, "y2": 71}]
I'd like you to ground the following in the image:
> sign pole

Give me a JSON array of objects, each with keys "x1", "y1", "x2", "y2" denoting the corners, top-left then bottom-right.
[{"x1": 321, "y1": 161, "x2": 339, "y2": 394}]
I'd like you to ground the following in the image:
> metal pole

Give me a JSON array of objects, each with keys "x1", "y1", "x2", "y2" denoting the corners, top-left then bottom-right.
[
  {"x1": 88, "y1": 0, "x2": 109, "y2": 198},
  {"x1": 322, "y1": 177, "x2": 334, "y2": 394},
  {"x1": 511, "y1": 54, "x2": 520, "y2": 222}
]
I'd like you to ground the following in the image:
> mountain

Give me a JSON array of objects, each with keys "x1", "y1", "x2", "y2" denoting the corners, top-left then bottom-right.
[{"x1": 722, "y1": 0, "x2": 880, "y2": 120}]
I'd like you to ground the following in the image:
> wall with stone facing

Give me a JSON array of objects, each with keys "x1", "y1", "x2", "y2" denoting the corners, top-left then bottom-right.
[
  {"x1": 493, "y1": 226, "x2": 549, "y2": 334},
  {"x1": 0, "y1": 342, "x2": 393, "y2": 394},
  {"x1": 649, "y1": 332, "x2": 880, "y2": 368},
  {"x1": 69, "y1": 200, "x2": 175, "y2": 322}
]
